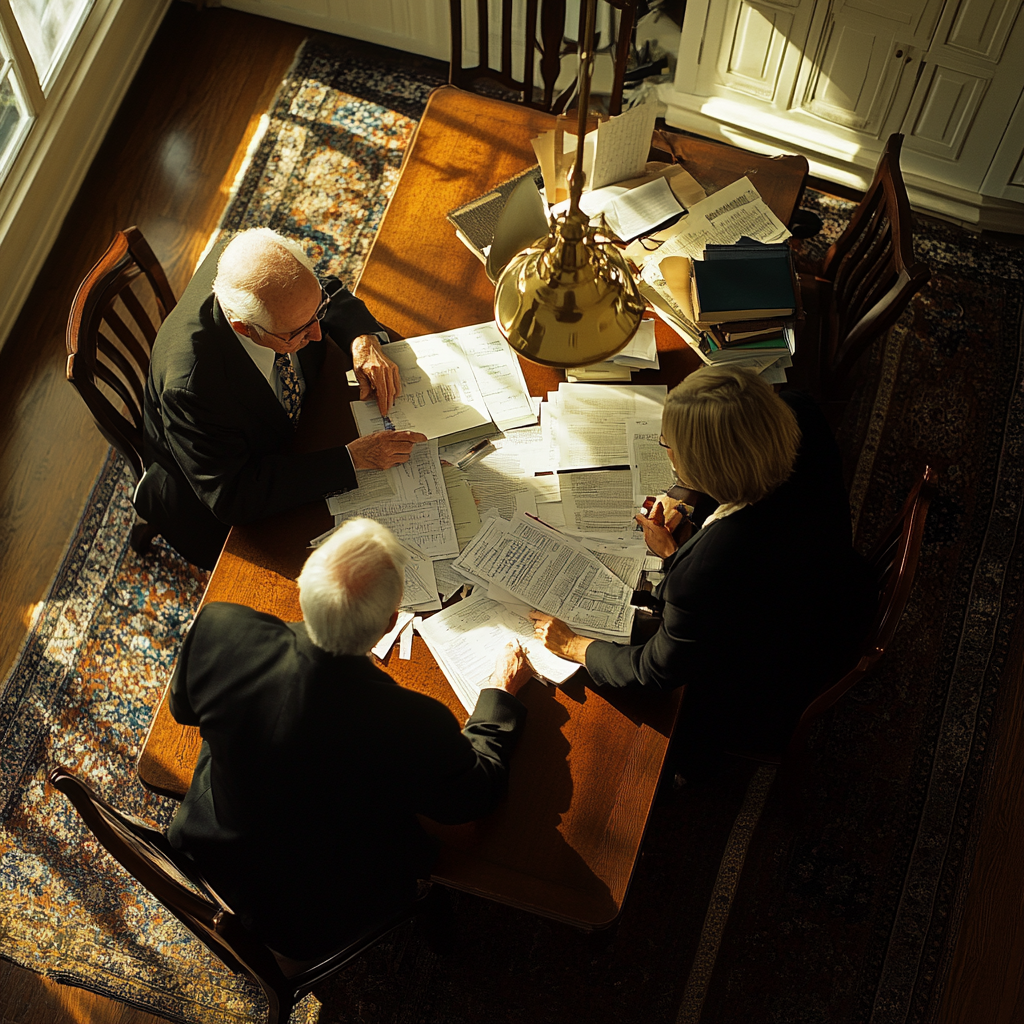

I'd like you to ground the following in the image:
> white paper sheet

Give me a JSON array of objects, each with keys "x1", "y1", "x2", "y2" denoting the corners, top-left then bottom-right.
[
  {"x1": 652, "y1": 176, "x2": 791, "y2": 264},
  {"x1": 559, "y1": 469, "x2": 637, "y2": 536},
  {"x1": 371, "y1": 610, "x2": 415, "y2": 660},
  {"x1": 401, "y1": 548, "x2": 442, "y2": 612},
  {"x1": 463, "y1": 434, "x2": 541, "y2": 521},
  {"x1": 555, "y1": 383, "x2": 667, "y2": 470},
  {"x1": 350, "y1": 334, "x2": 492, "y2": 440},
  {"x1": 452, "y1": 321, "x2": 536, "y2": 431},
  {"x1": 441, "y1": 464, "x2": 482, "y2": 550},
  {"x1": 327, "y1": 441, "x2": 459, "y2": 558},
  {"x1": 417, "y1": 591, "x2": 580, "y2": 713},
  {"x1": 432, "y1": 557, "x2": 470, "y2": 602},
  {"x1": 627, "y1": 417, "x2": 677, "y2": 503},
  {"x1": 452, "y1": 512, "x2": 634, "y2": 635}
]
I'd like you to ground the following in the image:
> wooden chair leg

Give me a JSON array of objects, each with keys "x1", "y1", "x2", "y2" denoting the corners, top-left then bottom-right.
[{"x1": 130, "y1": 520, "x2": 158, "y2": 555}]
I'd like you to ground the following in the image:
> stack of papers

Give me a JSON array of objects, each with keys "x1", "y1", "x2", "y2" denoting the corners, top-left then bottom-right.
[
  {"x1": 451, "y1": 513, "x2": 635, "y2": 640},
  {"x1": 566, "y1": 319, "x2": 659, "y2": 381},
  {"x1": 417, "y1": 592, "x2": 579, "y2": 713},
  {"x1": 350, "y1": 322, "x2": 535, "y2": 439},
  {"x1": 631, "y1": 177, "x2": 795, "y2": 383},
  {"x1": 314, "y1": 325, "x2": 683, "y2": 691}
]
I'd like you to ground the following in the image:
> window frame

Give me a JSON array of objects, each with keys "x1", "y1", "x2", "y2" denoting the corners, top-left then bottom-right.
[{"x1": 0, "y1": 0, "x2": 107, "y2": 200}]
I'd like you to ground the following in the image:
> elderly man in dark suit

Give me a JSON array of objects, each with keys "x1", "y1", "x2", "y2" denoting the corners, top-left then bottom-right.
[
  {"x1": 167, "y1": 517, "x2": 531, "y2": 960},
  {"x1": 138, "y1": 228, "x2": 425, "y2": 568}
]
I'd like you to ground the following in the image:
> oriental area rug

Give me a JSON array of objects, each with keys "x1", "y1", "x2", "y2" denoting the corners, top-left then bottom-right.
[{"x1": 2, "y1": 32, "x2": 1023, "y2": 1024}]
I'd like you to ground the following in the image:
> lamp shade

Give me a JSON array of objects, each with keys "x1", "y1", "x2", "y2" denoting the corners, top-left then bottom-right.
[
  {"x1": 492, "y1": 0, "x2": 645, "y2": 368},
  {"x1": 493, "y1": 207, "x2": 645, "y2": 367}
]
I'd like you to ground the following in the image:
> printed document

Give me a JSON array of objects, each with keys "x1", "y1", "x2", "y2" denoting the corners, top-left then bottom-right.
[
  {"x1": 401, "y1": 548, "x2": 441, "y2": 612},
  {"x1": 351, "y1": 334, "x2": 492, "y2": 440},
  {"x1": 452, "y1": 513, "x2": 634, "y2": 635},
  {"x1": 627, "y1": 418, "x2": 677, "y2": 502},
  {"x1": 326, "y1": 441, "x2": 458, "y2": 558},
  {"x1": 452, "y1": 322, "x2": 536, "y2": 431},
  {"x1": 652, "y1": 177, "x2": 791, "y2": 265},
  {"x1": 555, "y1": 383, "x2": 667, "y2": 470},
  {"x1": 417, "y1": 591, "x2": 579, "y2": 713},
  {"x1": 559, "y1": 469, "x2": 637, "y2": 536}
]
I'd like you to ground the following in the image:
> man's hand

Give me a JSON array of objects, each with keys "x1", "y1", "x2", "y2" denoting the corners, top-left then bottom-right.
[
  {"x1": 347, "y1": 430, "x2": 426, "y2": 470},
  {"x1": 352, "y1": 334, "x2": 401, "y2": 415},
  {"x1": 528, "y1": 612, "x2": 593, "y2": 665},
  {"x1": 489, "y1": 640, "x2": 534, "y2": 697},
  {"x1": 635, "y1": 499, "x2": 686, "y2": 559}
]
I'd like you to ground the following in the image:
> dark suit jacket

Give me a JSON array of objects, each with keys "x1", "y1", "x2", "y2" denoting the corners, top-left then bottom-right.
[
  {"x1": 585, "y1": 392, "x2": 875, "y2": 754},
  {"x1": 139, "y1": 241, "x2": 383, "y2": 567},
  {"x1": 167, "y1": 602, "x2": 526, "y2": 959}
]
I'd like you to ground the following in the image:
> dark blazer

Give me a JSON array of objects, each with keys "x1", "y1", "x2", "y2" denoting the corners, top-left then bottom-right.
[
  {"x1": 167, "y1": 602, "x2": 526, "y2": 960},
  {"x1": 585, "y1": 392, "x2": 875, "y2": 754},
  {"x1": 139, "y1": 241, "x2": 383, "y2": 567}
]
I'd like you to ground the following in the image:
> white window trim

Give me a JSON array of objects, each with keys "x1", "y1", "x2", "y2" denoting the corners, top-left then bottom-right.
[{"x1": 0, "y1": 0, "x2": 171, "y2": 353}]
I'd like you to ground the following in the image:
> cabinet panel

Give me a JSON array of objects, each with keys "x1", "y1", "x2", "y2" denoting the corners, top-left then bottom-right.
[
  {"x1": 945, "y1": 0, "x2": 1020, "y2": 61},
  {"x1": 904, "y1": 63, "x2": 989, "y2": 157},
  {"x1": 719, "y1": 1, "x2": 794, "y2": 100},
  {"x1": 800, "y1": 13, "x2": 906, "y2": 130}
]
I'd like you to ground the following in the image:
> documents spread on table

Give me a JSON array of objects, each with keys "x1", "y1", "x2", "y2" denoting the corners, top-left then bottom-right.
[
  {"x1": 350, "y1": 322, "x2": 534, "y2": 439},
  {"x1": 452, "y1": 513, "x2": 635, "y2": 638},
  {"x1": 417, "y1": 592, "x2": 579, "y2": 713},
  {"x1": 318, "y1": 348, "x2": 680, "y2": 702}
]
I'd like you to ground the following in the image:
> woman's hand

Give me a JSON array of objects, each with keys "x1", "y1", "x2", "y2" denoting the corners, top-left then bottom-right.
[
  {"x1": 636, "y1": 498, "x2": 686, "y2": 559},
  {"x1": 528, "y1": 612, "x2": 593, "y2": 664}
]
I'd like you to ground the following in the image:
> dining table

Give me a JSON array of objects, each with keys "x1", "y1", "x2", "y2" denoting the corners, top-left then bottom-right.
[{"x1": 137, "y1": 84, "x2": 809, "y2": 929}]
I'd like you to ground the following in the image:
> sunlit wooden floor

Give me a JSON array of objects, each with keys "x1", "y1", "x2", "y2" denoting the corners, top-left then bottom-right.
[{"x1": 0, "y1": 6, "x2": 305, "y2": 1022}]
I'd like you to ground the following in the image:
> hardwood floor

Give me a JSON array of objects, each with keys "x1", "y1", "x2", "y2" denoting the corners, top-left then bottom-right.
[
  {"x1": 0, "y1": 4, "x2": 305, "y2": 683},
  {"x1": 1, "y1": 5, "x2": 1022, "y2": 1023},
  {"x1": 0, "y1": 5, "x2": 305, "y2": 1022}
]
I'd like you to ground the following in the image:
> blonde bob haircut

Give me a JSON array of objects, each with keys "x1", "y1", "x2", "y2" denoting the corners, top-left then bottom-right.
[{"x1": 662, "y1": 364, "x2": 801, "y2": 504}]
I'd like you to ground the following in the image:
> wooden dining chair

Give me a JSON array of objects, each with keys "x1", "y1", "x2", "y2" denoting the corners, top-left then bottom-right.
[
  {"x1": 793, "y1": 134, "x2": 931, "y2": 402},
  {"x1": 742, "y1": 465, "x2": 937, "y2": 769},
  {"x1": 49, "y1": 765, "x2": 438, "y2": 1024},
  {"x1": 449, "y1": 0, "x2": 637, "y2": 116},
  {"x1": 66, "y1": 227, "x2": 176, "y2": 554}
]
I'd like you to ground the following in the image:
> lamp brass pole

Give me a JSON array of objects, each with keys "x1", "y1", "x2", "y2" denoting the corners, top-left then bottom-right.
[{"x1": 493, "y1": 0, "x2": 645, "y2": 368}]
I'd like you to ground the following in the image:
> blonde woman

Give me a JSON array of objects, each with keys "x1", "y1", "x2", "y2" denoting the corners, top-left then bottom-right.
[{"x1": 531, "y1": 365, "x2": 874, "y2": 764}]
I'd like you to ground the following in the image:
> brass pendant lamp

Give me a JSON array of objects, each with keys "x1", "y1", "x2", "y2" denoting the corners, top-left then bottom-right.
[{"x1": 493, "y1": 0, "x2": 645, "y2": 368}]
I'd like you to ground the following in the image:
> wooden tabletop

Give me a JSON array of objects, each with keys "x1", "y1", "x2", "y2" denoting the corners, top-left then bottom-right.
[{"x1": 137, "y1": 85, "x2": 808, "y2": 929}]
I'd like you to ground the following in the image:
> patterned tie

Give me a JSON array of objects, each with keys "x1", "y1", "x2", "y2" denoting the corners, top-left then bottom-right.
[{"x1": 274, "y1": 352, "x2": 302, "y2": 425}]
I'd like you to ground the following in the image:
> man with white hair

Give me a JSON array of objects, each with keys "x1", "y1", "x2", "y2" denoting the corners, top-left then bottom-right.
[
  {"x1": 139, "y1": 228, "x2": 426, "y2": 568},
  {"x1": 166, "y1": 518, "x2": 530, "y2": 960}
]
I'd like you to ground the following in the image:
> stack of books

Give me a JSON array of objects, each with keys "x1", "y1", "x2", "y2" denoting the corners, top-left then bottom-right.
[{"x1": 653, "y1": 240, "x2": 798, "y2": 382}]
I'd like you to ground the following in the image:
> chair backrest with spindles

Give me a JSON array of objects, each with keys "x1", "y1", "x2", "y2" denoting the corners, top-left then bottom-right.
[
  {"x1": 65, "y1": 227, "x2": 176, "y2": 482},
  {"x1": 449, "y1": 0, "x2": 636, "y2": 116},
  {"x1": 820, "y1": 134, "x2": 931, "y2": 395},
  {"x1": 784, "y1": 466, "x2": 938, "y2": 760}
]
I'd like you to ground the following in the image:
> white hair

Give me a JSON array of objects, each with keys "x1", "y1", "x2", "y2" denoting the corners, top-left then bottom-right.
[
  {"x1": 212, "y1": 228, "x2": 317, "y2": 330},
  {"x1": 297, "y1": 518, "x2": 409, "y2": 656}
]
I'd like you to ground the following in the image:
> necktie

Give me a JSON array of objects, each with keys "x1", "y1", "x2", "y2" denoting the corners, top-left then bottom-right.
[{"x1": 274, "y1": 353, "x2": 302, "y2": 425}]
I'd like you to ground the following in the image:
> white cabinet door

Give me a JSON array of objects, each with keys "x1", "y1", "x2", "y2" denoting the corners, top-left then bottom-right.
[
  {"x1": 792, "y1": 0, "x2": 941, "y2": 136},
  {"x1": 898, "y1": 0, "x2": 1024, "y2": 192}
]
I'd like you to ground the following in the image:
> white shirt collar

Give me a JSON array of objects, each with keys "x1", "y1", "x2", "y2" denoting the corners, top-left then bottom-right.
[{"x1": 232, "y1": 325, "x2": 278, "y2": 384}]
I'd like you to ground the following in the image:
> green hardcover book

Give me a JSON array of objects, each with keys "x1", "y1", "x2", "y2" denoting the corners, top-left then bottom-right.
[{"x1": 691, "y1": 249, "x2": 795, "y2": 322}]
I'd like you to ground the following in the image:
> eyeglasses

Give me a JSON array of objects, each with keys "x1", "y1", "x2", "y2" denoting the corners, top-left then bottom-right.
[
  {"x1": 253, "y1": 280, "x2": 338, "y2": 343},
  {"x1": 658, "y1": 435, "x2": 672, "y2": 449}
]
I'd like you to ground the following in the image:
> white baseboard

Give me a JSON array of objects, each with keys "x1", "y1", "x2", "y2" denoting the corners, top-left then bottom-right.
[{"x1": 0, "y1": 0, "x2": 173, "y2": 355}]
